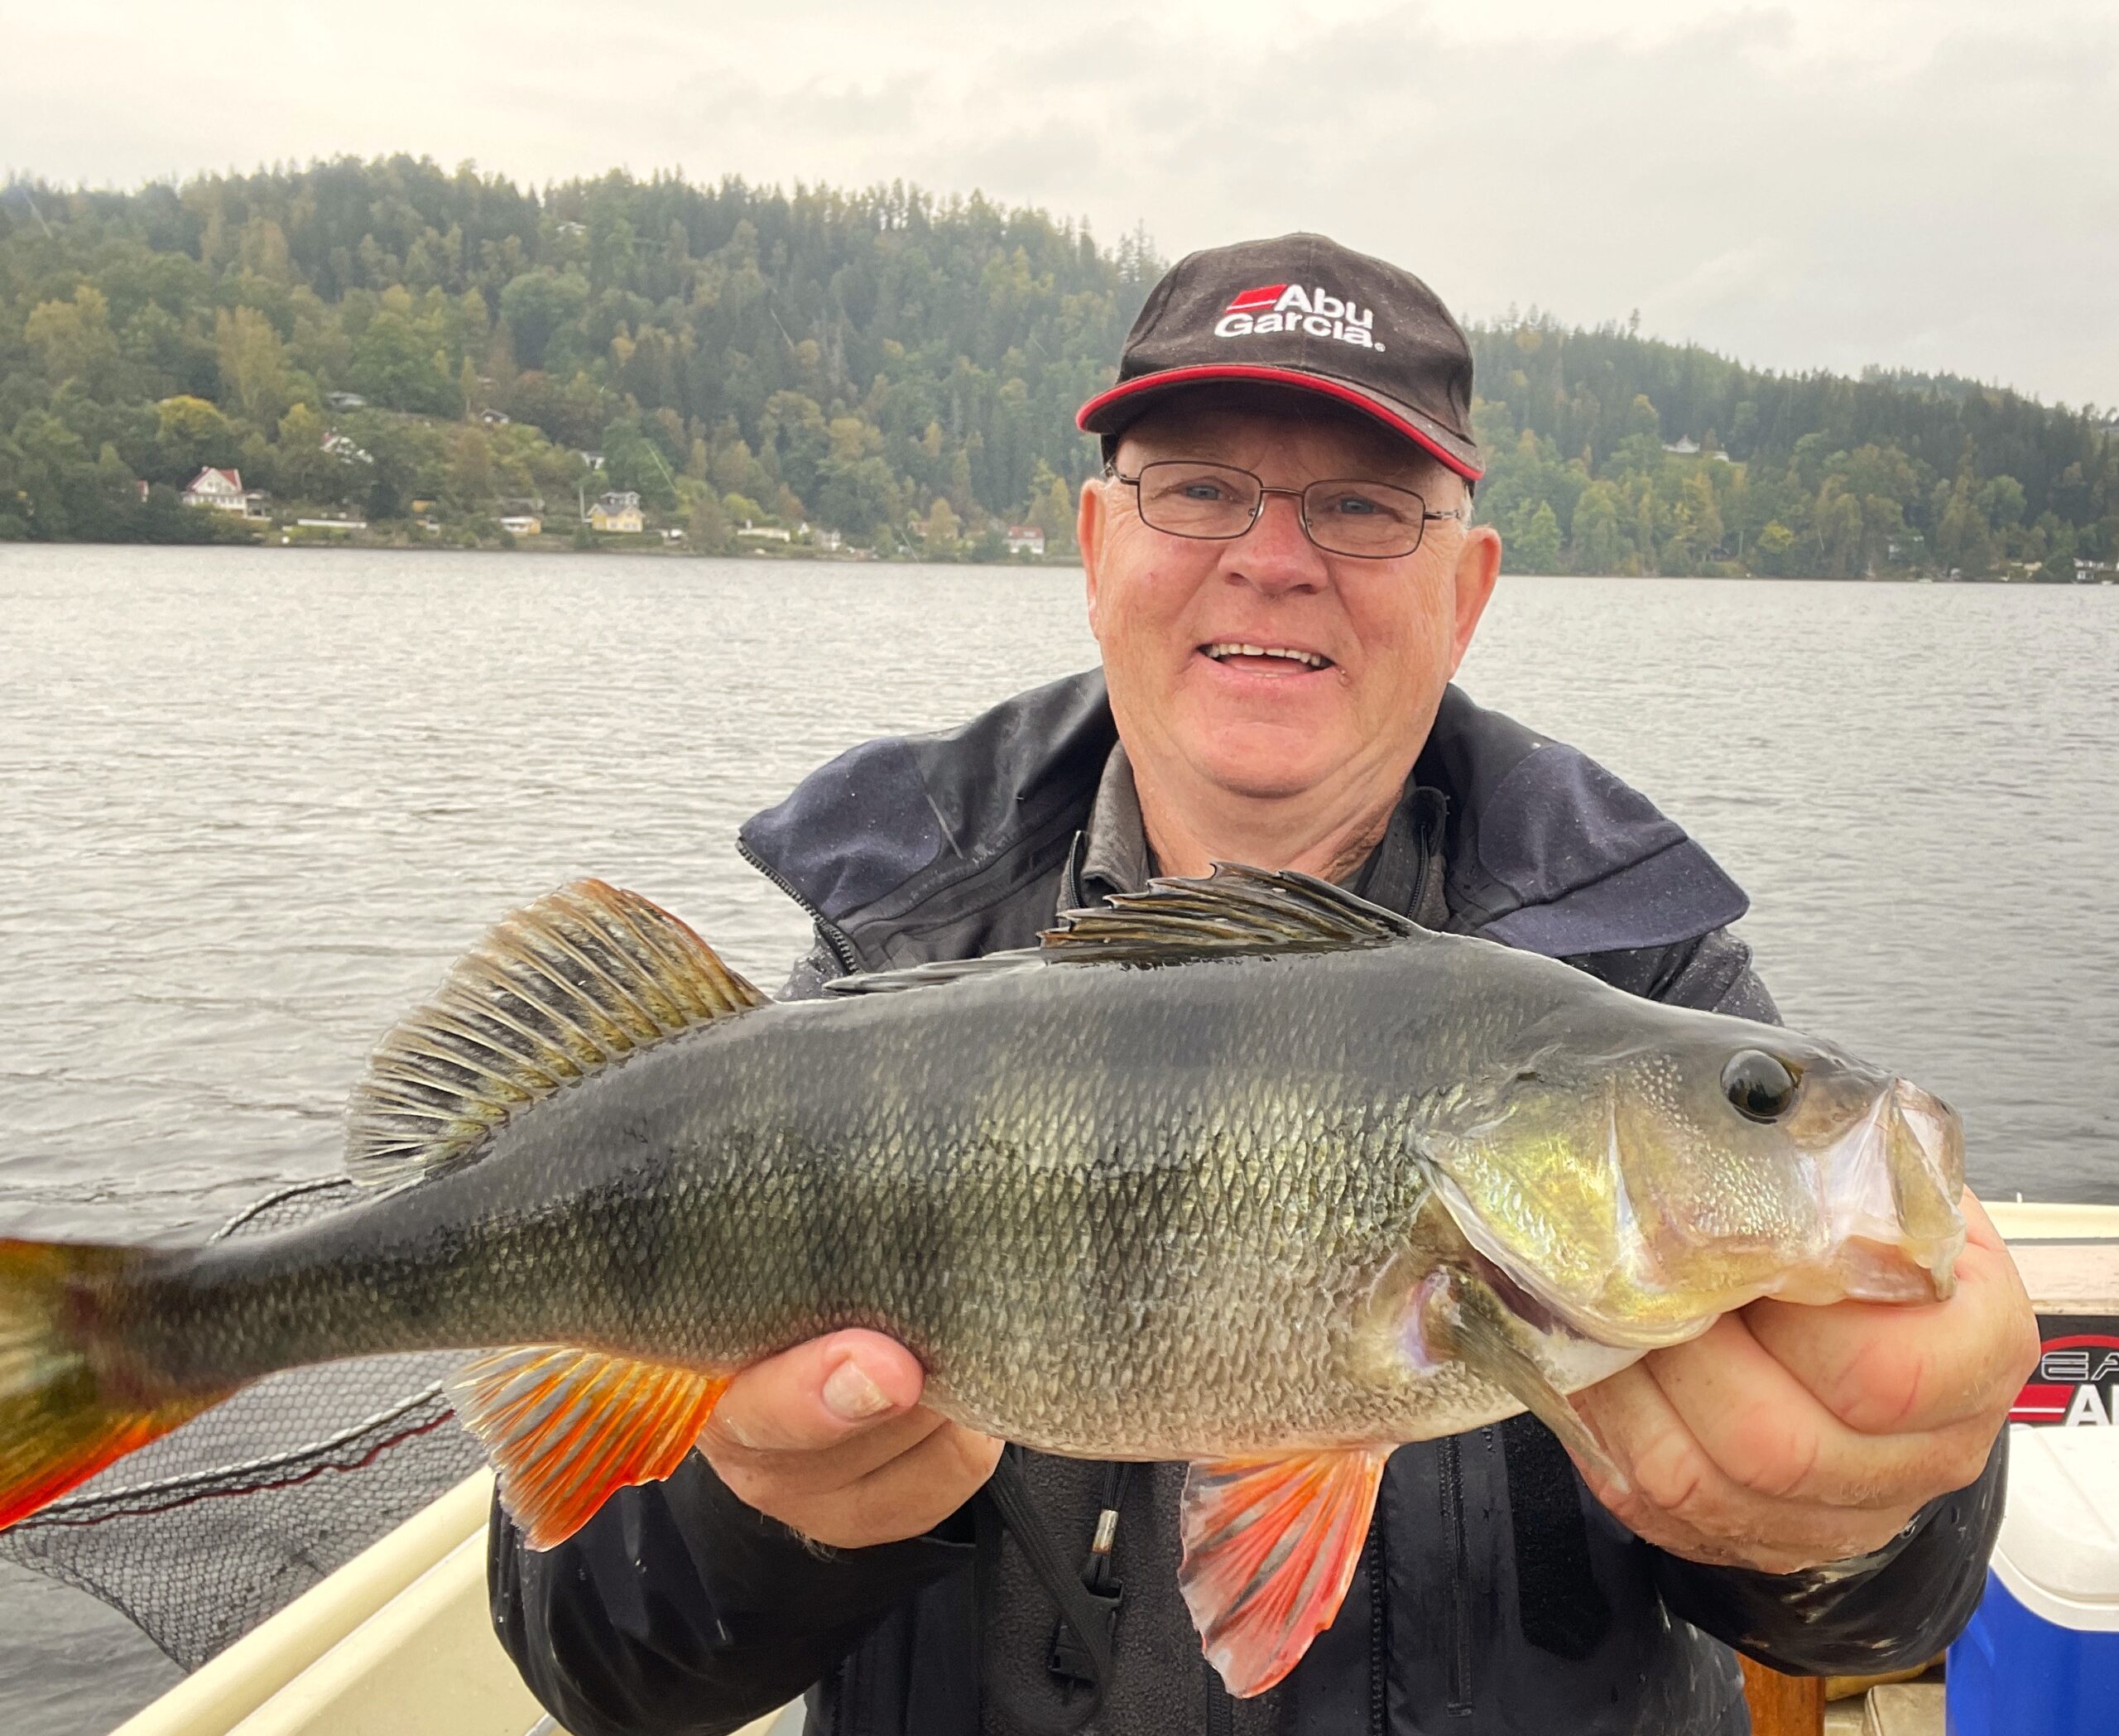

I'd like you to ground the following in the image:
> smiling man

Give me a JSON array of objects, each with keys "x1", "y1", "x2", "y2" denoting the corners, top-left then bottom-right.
[{"x1": 490, "y1": 235, "x2": 2035, "y2": 1736}]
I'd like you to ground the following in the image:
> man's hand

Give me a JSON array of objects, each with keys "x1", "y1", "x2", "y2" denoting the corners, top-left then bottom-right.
[
  {"x1": 697, "y1": 1329, "x2": 1004, "y2": 1550},
  {"x1": 1568, "y1": 1192, "x2": 2038, "y2": 1575}
]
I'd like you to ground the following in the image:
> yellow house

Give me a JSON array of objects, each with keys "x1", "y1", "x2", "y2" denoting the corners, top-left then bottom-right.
[{"x1": 589, "y1": 490, "x2": 644, "y2": 533}]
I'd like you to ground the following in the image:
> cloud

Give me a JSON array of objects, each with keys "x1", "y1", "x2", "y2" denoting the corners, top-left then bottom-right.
[{"x1": 5, "y1": 0, "x2": 2115, "y2": 405}]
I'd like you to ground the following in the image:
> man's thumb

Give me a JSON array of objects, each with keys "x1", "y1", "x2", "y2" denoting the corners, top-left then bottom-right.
[
  {"x1": 709, "y1": 1330, "x2": 926, "y2": 1453},
  {"x1": 821, "y1": 1354, "x2": 896, "y2": 1422}
]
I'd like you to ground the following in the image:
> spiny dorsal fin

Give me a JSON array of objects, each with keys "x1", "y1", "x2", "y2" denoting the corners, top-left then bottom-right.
[
  {"x1": 347, "y1": 880, "x2": 764, "y2": 1185},
  {"x1": 1040, "y1": 863, "x2": 1420, "y2": 968},
  {"x1": 448, "y1": 1344, "x2": 728, "y2": 1549}
]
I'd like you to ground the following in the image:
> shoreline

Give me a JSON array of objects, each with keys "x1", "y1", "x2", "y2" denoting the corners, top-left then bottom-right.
[{"x1": 2, "y1": 535, "x2": 2107, "y2": 584}]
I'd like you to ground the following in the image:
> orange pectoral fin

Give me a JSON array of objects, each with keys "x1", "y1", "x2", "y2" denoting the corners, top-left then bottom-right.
[
  {"x1": 447, "y1": 1345, "x2": 729, "y2": 1549},
  {"x1": 1178, "y1": 1447, "x2": 1391, "y2": 1698}
]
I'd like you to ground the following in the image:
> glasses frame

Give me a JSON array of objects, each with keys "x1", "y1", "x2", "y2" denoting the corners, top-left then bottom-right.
[{"x1": 1103, "y1": 459, "x2": 1467, "y2": 560}]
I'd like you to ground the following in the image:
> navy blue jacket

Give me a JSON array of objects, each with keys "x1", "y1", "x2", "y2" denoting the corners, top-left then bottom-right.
[{"x1": 490, "y1": 672, "x2": 2003, "y2": 1736}]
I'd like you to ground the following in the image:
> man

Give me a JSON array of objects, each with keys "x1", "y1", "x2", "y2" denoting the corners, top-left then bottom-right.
[{"x1": 491, "y1": 234, "x2": 2035, "y2": 1735}]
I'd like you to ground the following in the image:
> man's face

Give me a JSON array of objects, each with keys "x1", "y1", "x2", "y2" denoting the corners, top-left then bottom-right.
[{"x1": 1079, "y1": 391, "x2": 1501, "y2": 808}]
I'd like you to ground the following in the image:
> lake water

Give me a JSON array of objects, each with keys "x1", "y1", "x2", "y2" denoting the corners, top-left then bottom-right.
[{"x1": 1, "y1": 545, "x2": 2115, "y2": 1732}]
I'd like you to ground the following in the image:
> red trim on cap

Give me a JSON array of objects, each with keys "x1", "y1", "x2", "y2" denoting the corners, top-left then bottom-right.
[{"x1": 1076, "y1": 365, "x2": 1483, "y2": 482}]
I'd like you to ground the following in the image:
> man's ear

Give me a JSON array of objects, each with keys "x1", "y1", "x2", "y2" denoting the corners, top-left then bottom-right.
[
  {"x1": 1447, "y1": 520, "x2": 1503, "y2": 676},
  {"x1": 1079, "y1": 475, "x2": 1109, "y2": 633}
]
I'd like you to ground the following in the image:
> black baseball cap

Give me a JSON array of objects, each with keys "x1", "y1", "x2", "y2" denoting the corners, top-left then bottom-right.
[{"x1": 1077, "y1": 232, "x2": 1482, "y2": 481}]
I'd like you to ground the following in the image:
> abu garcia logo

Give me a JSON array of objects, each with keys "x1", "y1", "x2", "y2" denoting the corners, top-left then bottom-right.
[{"x1": 1214, "y1": 283, "x2": 1382, "y2": 352}]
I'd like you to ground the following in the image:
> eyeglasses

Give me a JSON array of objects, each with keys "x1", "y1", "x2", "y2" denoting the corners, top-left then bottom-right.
[{"x1": 1104, "y1": 459, "x2": 1466, "y2": 560}]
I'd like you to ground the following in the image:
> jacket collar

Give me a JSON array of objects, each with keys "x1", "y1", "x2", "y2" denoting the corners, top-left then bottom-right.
[{"x1": 738, "y1": 669, "x2": 1747, "y2": 968}]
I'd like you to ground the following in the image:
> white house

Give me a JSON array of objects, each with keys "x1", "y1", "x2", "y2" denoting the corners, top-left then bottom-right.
[
  {"x1": 1006, "y1": 524, "x2": 1046, "y2": 556},
  {"x1": 1661, "y1": 436, "x2": 1702, "y2": 457},
  {"x1": 181, "y1": 468, "x2": 249, "y2": 512},
  {"x1": 737, "y1": 521, "x2": 793, "y2": 544},
  {"x1": 323, "y1": 431, "x2": 373, "y2": 466},
  {"x1": 500, "y1": 515, "x2": 543, "y2": 536}
]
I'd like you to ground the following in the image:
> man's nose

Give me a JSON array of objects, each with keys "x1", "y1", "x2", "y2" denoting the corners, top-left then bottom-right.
[{"x1": 1225, "y1": 491, "x2": 1327, "y2": 593}]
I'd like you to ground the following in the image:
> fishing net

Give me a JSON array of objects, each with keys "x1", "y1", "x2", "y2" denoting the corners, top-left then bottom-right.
[{"x1": 0, "y1": 1178, "x2": 484, "y2": 1671}]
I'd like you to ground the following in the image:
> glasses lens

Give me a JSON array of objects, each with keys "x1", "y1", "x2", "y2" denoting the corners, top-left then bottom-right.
[
  {"x1": 1134, "y1": 462, "x2": 1262, "y2": 540},
  {"x1": 1301, "y1": 479, "x2": 1429, "y2": 558}
]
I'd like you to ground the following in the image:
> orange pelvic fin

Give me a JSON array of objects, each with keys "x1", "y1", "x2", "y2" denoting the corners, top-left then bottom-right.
[
  {"x1": 1178, "y1": 1446, "x2": 1391, "y2": 1698},
  {"x1": 447, "y1": 1344, "x2": 730, "y2": 1549},
  {"x1": 0, "y1": 1238, "x2": 233, "y2": 1531}
]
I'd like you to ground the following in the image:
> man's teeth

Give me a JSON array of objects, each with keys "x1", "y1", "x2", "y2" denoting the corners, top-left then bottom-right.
[{"x1": 1204, "y1": 642, "x2": 1330, "y2": 669}]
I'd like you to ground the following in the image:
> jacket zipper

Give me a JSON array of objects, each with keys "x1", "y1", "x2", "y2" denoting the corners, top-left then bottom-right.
[
  {"x1": 1204, "y1": 1661, "x2": 1235, "y2": 1736},
  {"x1": 1367, "y1": 1523, "x2": 1388, "y2": 1736},
  {"x1": 1438, "y1": 1434, "x2": 1473, "y2": 1715},
  {"x1": 735, "y1": 834, "x2": 864, "y2": 976}
]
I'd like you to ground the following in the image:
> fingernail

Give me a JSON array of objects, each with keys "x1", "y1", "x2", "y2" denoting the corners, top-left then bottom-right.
[{"x1": 823, "y1": 1357, "x2": 893, "y2": 1422}]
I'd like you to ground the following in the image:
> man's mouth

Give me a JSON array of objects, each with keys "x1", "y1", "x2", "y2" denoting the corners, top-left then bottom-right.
[{"x1": 1200, "y1": 642, "x2": 1334, "y2": 674}]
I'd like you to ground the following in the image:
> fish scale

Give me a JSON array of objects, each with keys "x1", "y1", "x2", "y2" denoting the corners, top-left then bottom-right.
[{"x1": 0, "y1": 868, "x2": 1968, "y2": 1698}]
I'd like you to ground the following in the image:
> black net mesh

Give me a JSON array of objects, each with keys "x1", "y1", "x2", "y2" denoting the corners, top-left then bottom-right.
[{"x1": 0, "y1": 1179, "x2": 484, "y2": 1670}]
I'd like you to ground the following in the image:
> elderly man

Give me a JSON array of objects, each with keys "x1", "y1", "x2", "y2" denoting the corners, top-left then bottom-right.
[{"x1": 491, "y1": 235, "x2": 2035, "y2": 1736}]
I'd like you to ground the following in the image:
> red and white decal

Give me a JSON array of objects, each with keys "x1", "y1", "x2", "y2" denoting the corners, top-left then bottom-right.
[
  {"x1": 2011, "y1": 1331, "x2": 2119, "y2": 1426},
  {"x1": 1214, "y1": 283, "x2": 1382, "y2": 352}
]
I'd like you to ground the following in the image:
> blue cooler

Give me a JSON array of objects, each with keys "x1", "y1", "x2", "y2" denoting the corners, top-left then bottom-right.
[{"x1": 1948, "y1": 1426, "x2": 2119, "y2": 1735}]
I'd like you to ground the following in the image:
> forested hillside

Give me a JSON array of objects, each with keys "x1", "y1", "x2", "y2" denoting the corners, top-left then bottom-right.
[
  {"x1": 2, "y1": 156, "x2": 2112, "y2": 575},
  {"x1": 0, "y1": 159, "x2": 1155, "y2": 555},
  {"x1": 1468, "y1": 319, "x2": 2117, "y2": 579}
]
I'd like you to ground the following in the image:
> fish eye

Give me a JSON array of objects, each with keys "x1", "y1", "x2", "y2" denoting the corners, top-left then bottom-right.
[{"x1": 1723, "y1": 1051, "x2": 1799, "y2": 1123}]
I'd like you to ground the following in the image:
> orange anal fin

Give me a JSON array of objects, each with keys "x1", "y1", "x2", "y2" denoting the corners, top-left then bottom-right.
[
  {"x1": 1179, "y1": 1447, "x2": 1391, "y2": 1698},
  {"x1": 447, "y1": 1345, "x2": 729, "y2": 1549}
]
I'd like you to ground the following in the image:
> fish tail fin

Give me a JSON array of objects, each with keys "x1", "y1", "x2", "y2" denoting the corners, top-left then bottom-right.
[{"x1": 0, "y1": 1238, "x2": 231, "y2": 1530}]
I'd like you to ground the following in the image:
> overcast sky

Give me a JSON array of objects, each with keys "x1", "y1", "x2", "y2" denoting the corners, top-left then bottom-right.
[{"x1": 7, "y1": 0, "x2": 2116, "y2": 406}]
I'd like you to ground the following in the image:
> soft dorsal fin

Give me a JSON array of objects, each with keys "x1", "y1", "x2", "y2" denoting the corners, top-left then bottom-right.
[
  {"x1": 821, "y1": 865, "x2": 1420, "y2": 998},
  {"x1": 1040, "y1": 863, "x2": 1420, "y2": 968},
  {"x1": 822, "y1": 952, "x2": 1040, "y2": 997},
  {"x1": 347, "y1": 880, "x2": 764, "y2": 1185}
]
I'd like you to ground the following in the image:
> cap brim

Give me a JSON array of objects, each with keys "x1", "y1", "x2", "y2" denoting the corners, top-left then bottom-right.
[{"x1": 1076, "y1": 365, "x2": 1483, "y2": 482}]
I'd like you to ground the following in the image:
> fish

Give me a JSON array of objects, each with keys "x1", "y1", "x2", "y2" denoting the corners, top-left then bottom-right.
[{"x1": 0, "y1": 866, "x2": 1966, "y2": 1696}]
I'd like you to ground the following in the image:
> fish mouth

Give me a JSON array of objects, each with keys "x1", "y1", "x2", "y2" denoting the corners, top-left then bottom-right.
[
  {"x1": 1199, "y1": 641, "x2": 1336, "y2": 677},
  {"x1": 1786, "y1": 1076, "x2": 1967, "y2": 1304}
]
